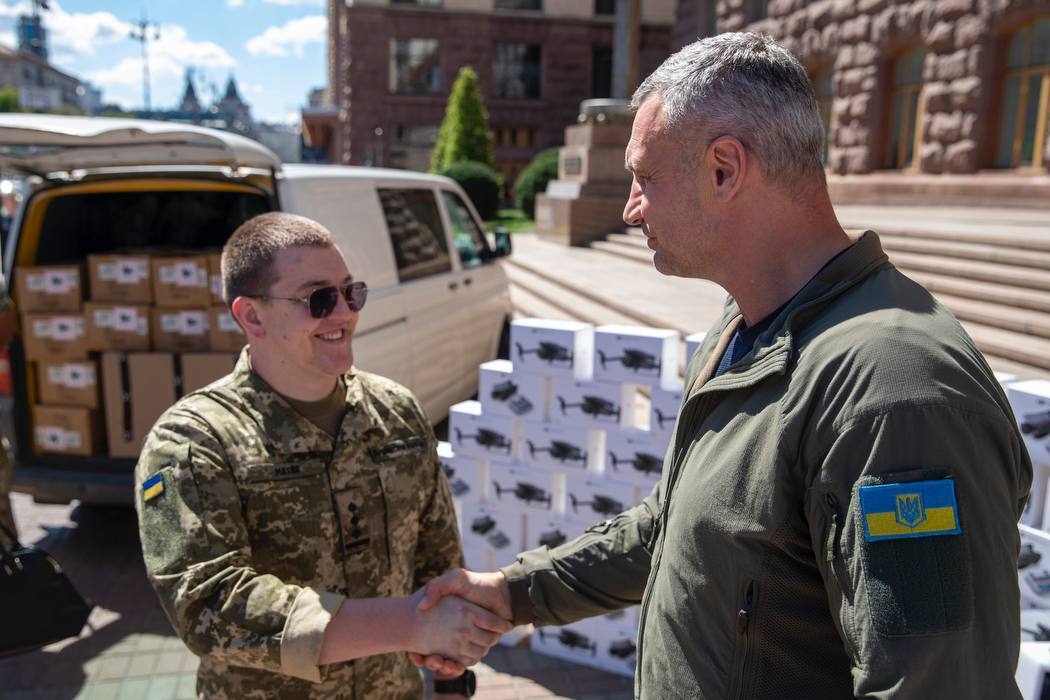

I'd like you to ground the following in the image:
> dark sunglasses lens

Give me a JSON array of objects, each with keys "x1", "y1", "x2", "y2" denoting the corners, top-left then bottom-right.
[
  {"x1": 308, "y1": 287, "x2": 340, "y2": 318},
  {"x1": 345, "y1": 283, "x2": 367, "y2": 312}
]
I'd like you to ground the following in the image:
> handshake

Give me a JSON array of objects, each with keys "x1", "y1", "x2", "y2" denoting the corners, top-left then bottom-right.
[{"x1": 407, "y1": 568, "x2": 513, "y2": 676}]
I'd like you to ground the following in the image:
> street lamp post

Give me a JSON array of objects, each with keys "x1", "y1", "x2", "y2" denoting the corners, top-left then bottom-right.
[{"x1": 129, "y1": 15, "x2": 160, "y2": 116}]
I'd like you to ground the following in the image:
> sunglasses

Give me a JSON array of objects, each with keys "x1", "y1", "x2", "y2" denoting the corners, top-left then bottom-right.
[{"x1": 250, "y1": 281, "x2": 368, "y2": 318}]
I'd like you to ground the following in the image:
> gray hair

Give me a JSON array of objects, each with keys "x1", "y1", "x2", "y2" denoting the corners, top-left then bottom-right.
[{"x1": 632, "y1": 33, "x2": 826, "y2": 188}]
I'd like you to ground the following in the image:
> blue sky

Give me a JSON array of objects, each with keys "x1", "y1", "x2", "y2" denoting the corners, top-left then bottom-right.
[{"x1": 0, "y1": 0, "x2": 326, "y2": 123}]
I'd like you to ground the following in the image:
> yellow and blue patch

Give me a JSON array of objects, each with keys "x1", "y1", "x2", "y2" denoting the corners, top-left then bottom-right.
[
  {"x1": 859, "y1": 479, "x2": 961, "y2": 542},
  {"x1": 142, "y1": 473, "x2": 165, "y2": 503}
]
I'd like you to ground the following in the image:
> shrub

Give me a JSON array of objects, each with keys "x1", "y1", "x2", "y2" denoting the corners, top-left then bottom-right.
[
  {"x1": 431, "y1": 67, "x2": 494, "y2": 173},
  {"x1": 514, "y1": 147, "x2": 559, "y2": 219},
  {"x1": 440, "y1": 160, "x2": 503, "y2": 221}
]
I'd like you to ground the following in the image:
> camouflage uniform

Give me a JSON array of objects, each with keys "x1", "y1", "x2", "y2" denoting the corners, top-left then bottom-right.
[{"x1": 135, "y1": 349, "x2": 463, "y2": 699}]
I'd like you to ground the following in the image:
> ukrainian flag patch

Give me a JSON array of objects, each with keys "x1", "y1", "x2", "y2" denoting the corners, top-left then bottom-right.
[
  {"x1": 859, "y1": 479, "x2": 961, "y2": 542},
  {"x1": 142, "y1": 473, "x2": 165, "y2": 502}
]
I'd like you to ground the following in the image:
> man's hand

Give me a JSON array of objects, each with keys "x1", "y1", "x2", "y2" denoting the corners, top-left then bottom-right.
[
  {"x1": 407, "y1": 587, "x2": 511, "y2": 667},
  {"x1": 408, "y1": 569, "x2": 513, "y2": 673}
]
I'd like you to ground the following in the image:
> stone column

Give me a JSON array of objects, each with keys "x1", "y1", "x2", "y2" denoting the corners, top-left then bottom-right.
[{"x1": 612, "y1": 0, "x2": 641, "y2": 98}]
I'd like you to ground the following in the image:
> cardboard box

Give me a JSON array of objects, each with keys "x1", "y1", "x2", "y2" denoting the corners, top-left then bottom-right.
[
  {"x1": 591, "y1": 621, "x2": 639, "y2": 678},
  {"x1": 530, "y1": 622, "x2": 602, "y2": 666},
  {"x1": 37, "y1": 359, "x2": 99, "y2": 408},
  {"x1": 207, "y1": 253, "x2": 223, "y2": 305},
  {"x1": 524, "y1": 514, "x2": 591, "y2": 552},
  {"x1": 84, "y1": 302, "x2": 150, "y2": 352},
  {"x1": 101, "y1": 352, "x2": 177, "y2": 458},
  {"x1": 180, "y1": 353, "x2": 235, "y2": 394},
  {"x1": 15, "y1": 265, "x2": 83, "y2": 312},
  {"x1": 479, "y1": 359, "x2": 549, "y2": 420},
  {"x1": 1009, "y1": 380, "x2": 1050, "y2": 466},
  {"x1": 1020, "y1": 525, "x2": 1050, "y2": 610},
  {"x1": 650, "y1": 381, "x2": 683, "y2": 436},
  {"x1": 491, "y1": 461, "x2": 562, "y2": 514},
  {"x1": 521, "y1": 420, "x2": 603, "y2": 474},
  {"x1": 21, "y1": 312, "x2": 87, "y2": 361},
  {"x1": 551, "y1": 377, "x2": 636, "y2": 429},
  {"x1": 1017, "y1": 640, "x2": 1050, "y2": 698},
  {"x1": 1021, "y1": 463, "x2": 1050, "y2": 528},
  {"x1": 605, "y1": 428, "x2": 670, "y2": 487},
  {"x1": 151, "y1": 255, "x2": 211, "y2": 307},
  {"x1": 208, "y1": 307, "x2": 246, "y2": 353},
  {"x1": 449, "y1": 400, "x2": 520, "y2": 461},
  {"x1": 461, "y1": 500, "x2": 525, "y2": 554},
  {"x1": 32, "y1": 404, "x2": 102, "y2": 456},
  {"x1": 565, "y1": 473, "x2": 638, "y2": 523},
  {"x1": 685, "y1": 331, "x2": 708, "y2": 366},
  {"x1": 87, "y1": 254, "x2": 151, "y2": 303},
  {"x1": 151, "y1": 307, "x2": 211, "y2": 352},
  {"x1": 438, "y1": 441, "x2": 489, "y2": 502},
  {"x1": 594, "y1": 324, "x2": 679, "y2": 387},
  {"x1": 510, "y1": 318, "x2": 594, "y2": 380}
]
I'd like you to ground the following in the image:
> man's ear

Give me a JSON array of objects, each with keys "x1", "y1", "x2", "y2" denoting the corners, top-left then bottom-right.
[
  {"x1": 231, "y1": 297, "x2": 265, "y2": 340},
  {"x1": 705, "y1": 136, "x2": 747, "y2": 203}
]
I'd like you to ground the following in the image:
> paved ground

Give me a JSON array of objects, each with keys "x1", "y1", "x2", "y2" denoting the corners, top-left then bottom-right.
[{"x1": 0, "y1": 493, "x2": 633, "y2": 700}]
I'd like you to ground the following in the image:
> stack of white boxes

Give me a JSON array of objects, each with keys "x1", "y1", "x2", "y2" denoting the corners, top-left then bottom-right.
[{"x1": 440, "y1": 318, "x2": 694, "y2": 676}]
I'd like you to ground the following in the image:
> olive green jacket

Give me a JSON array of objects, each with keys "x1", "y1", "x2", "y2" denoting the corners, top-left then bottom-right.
[
  {"x1": 136, "y1": 351, "x2": 463, "y2": 699},
  {"x1": 503, "y1": 231, "x2": 1031, "y2": 699}
]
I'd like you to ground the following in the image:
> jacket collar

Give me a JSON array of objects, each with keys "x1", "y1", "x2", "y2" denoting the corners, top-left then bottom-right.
[{"x1": 691, "y1": 230, "x2": 890, "y2": 396}]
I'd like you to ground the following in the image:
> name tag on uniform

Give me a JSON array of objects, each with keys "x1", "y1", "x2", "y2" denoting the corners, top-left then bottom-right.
[
  {"x1": 367, "y1": 436, "x2": 426, "y2": 462},
  {"x1": 142, "y1": 473, "x2": 165, "y2": 502},
  {"x1": 859, "y1": 478, "x2": 961, "y2": 542}
]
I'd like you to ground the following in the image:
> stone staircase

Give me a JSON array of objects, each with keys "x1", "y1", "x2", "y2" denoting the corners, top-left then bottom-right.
[{"x1": 503, "y1": 205, "x2": 1050, "y2": 379}]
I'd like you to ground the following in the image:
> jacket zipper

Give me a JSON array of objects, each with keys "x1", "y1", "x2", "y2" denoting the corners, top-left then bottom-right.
[
  {"x1": 730, "y1": 579, "x2": 756, "y2": 699},
  {"x1": 821, "y1": 492, "x2": 859, "y2": 665}
]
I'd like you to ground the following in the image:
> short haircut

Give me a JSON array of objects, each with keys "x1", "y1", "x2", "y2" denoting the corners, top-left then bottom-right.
[
  {"x1": 221, "y1": 212, "x2": 336, "y2": 306},
  {"x1": 632, "y1": 32, "x2": 826, "y2": 189}
]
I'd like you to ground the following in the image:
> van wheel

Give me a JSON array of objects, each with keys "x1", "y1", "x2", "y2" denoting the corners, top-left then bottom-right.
[{"x1": 497, "y1": 317, "x2": 511, "y2": 360}]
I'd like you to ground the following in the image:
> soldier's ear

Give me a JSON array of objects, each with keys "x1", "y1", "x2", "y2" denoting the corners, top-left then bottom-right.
[{"x1": 231, "y1": 297, "x2": 266, "y2": 340}]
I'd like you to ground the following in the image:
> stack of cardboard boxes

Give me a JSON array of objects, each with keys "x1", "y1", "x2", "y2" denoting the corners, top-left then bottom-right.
[
  {"x1": 17, "y1": 252, "x2": 246, "y2": 459},
  {"x1": 440, "y1": 318, "x2": 705, "y2": 677}
]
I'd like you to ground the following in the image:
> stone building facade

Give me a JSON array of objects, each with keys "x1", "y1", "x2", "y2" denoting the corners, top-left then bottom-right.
[
  {"x1": 673, "y1": 0, "x2": 1050, "y2": 177},
  {"x1": 310, "y1": 0, "x2": 674, "y2": 187}
]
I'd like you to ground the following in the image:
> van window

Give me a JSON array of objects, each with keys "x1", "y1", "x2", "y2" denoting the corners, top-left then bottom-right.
[
  {"x1": 441, "y1": 191, "x2": 491, "y2": 269},
  {"x1": 378, "y1": 188, "x2": 452, "y2": 282}
]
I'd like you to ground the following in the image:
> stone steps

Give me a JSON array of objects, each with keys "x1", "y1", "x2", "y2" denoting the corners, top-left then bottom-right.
[
  {"x1": 878, "y1": 234, "x2": 1050, "y2": 270},
  {"x1": 888, "y1": 251, "x2": 1050, "y2": 292}
]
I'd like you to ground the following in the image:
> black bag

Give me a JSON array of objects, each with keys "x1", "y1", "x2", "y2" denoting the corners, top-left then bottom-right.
[{"x1": 0, "y1": 520, "x2": 93, "y2": 657}]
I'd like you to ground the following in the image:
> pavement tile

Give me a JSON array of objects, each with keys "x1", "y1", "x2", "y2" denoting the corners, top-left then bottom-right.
[
  {"x1": 123, "y1": 652, "x2": 159, "y2": 678},
  {"x1": 79, "y1": 681, "x2": 121, "y2": 700},
  {"x1": 115, "y1": 678, "x2": 152, "y2": 700},
  {"x1": 174, "y1": 673, "x2": 197, "y2": 699},
  {"x1": 144, "y1": 675, "x2": 181, "y2": 700},
  {"x1": 89, "y1": 655, "x2": 131, "y2": 682},
  {"x1": 151, "y1": 651, "x2": 189, "y2": 676}
]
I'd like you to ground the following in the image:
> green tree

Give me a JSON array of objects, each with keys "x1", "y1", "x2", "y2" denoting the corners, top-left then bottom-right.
[
  {"x1": 0, "y1": 88, "x2": 21, "y2": 113},
  {"x1": 430, "y1": 66, "x2": 494, "y2": 173}
]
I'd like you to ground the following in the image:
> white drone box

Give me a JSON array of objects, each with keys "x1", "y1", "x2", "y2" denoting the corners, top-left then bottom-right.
[
  {"x1": 461, "y1": 500, "x2": 526, "y2": 555},
  {"x1": 1009, "y1": 380, "x2": 1050, "y2": 467},
  {"x1": 1017, "y1": 641, "x2": 1050, "y2": 698},
  {"x1": 524, "y1": 514, "x2": 592, "y2": 553},
  {"x1": 564, "y1": 472, "x2": 638, "y2": 524},
  {"x1": 490, "y1": 460, "x2": 563, "y2": 514},
  {"x1": 530, "y1": 621, "x2": 603, "y2": 668},
  {"x1": 550, "y1": 377, "x2": 637, "y2": 430},
  {"x1": 994, "y1": 371, "x2": 1017, "y2": 389},
  {"x1": 438, "y1": 442, "x2": 489, "y2": 503},
  {"x1": 521, "y1": 420, "x2": 604, "y2": 475},
  {"x1": 478, "y1": 359, "x2": 550, "y2": 421},
  {"x1": 511, "y1": 318, "x2": 594, "y2": 380},
  {"x1": 449, "y1": 400, "x2": 520, "y2": 462},
  {"x1": 593, "y1": 324, "x2": 678, "y2": 387},
  {"x1": 649, "y1": 381, "x2": 683, "y2": 437},
  {"x1": 605, "y1": 427, "x2": 670, "y2": 487},
  {"x1": 1021, "y1": 463, "x2": 1049, "y2": 529},
  {"x1": 685, "y1": 331, "x2": 708, "y2": 367},
  {"x1": 588, "y1": 620, "x2": 638, "y2": 678},
  {"x1": 1019, "y1": 525, "x2": 1050, "y2": 610}
]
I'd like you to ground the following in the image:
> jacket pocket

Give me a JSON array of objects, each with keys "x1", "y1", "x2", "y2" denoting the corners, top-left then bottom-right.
[
  {"x1": 819, "y1": 490, "x2": 860, "y2": 665},
  {"x1": 727, "y1": 576, "x2": 758, "y2": 700}
]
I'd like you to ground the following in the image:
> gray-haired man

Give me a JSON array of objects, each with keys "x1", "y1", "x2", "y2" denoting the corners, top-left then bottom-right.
[{"x1": 416, "y1": 32, "x2": 1032, "y2": 698}]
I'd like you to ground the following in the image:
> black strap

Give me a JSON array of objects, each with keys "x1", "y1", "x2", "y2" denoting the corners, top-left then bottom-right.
[
  {"x1": 119, "y1": 352, "x2": 132, "y2": 442},
  {"x1": 173, "y1": 354, "x2": 184, "y2": 400}
]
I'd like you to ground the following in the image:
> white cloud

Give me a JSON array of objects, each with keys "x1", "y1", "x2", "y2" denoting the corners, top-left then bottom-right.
[
  {"x1": 227, "y1": 0, "x2": 245, "y2": 6},
  {"x1": 0, "y1": 30, "x2": 14, "y2": 48},
  {"x1": 264, "y1": 0, "x2": 325, "y2": 6},
  {"x1": 246, "y1": 15, "x2": 325, "y2": 57}
]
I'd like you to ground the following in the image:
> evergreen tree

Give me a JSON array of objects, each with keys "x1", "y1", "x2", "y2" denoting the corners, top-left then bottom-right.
[
  {"x1": 0, "y1": 88, "x2": 21, "y2": 113},
  {"x1": 430, "y1": 66, "x2": 494, "y2": 172}
]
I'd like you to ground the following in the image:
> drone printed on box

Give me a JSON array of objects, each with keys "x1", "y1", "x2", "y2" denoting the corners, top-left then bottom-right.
[
  {"x1": 598, "y1": 348, "x2": 661, "y2": 373},
  {"x1": 490, "y1": 379, "x2": 534, "y2": 415},
  {"x1": 455, "y1": 427, "x2": 512, "y2": 454},
  {"x1": 440, "y1": 463, "x2": 472, "y2": 497},
  {"x1": 470, "y1": 515, "x2": 511, "y2": 550},
  {"x1": 557, "y1": 395, "x2": 620, "y2": 421},
  {"x1": 570, "y1": 493, "x2": 624, "y2": 517},
  {"x1": 608, "y1": 450, "x2": 662, "y2": 477},
  {"x1": 538, "y1": 628, "x2": 597, "y2": 655},
  {"x1": 493, "y1": 480, "x2": 553, "y2": 509},
  {"x1": 527, "y1": 439, "x2": 586, "y2": 464},
  {"x1": 1021, "y1": 411, "x2": 1050, "y2": 440},
  {"x1": 516, "y1": 341, "x2": 573, "y2": 365}
]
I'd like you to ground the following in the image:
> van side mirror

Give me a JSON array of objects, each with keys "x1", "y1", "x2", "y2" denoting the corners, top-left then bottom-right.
[{"x1": 493, "y1": 227, "x2": 512, "y2": 258}]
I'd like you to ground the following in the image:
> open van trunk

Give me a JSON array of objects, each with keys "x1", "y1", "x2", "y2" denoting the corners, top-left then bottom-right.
[{"x1": 0, "y1": 115, "x2": 285, "y2": 504}]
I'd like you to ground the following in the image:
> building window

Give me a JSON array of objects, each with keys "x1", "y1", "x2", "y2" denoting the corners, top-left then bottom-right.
[
  {"x1": 886, "y1": 46, "x2": 925, "y2": 170},
  {"x1": 493, "y1": 44, "x2": 542, "y2": 99},
  {"x1": 378, "y1": 188, "x2": 452, "y2": 282},
  {"x1": 592, "y1": 46, "x2": 613, "y2": 98},
  {"x1": 495, "y1": 0, "x2": 541, "y2": 9},
  {"x1": 389, "y1": 38, "x2": 441, "y2": 95},
  {"x1": 595, "y1": 0, "x2": 615, "y2": 15},
  {"x1": 812, "y1": 66, "x2": 834, "y2": 165},
  {"x1": 996, "y1": 17, "x2": 1050, "y2": 168}
]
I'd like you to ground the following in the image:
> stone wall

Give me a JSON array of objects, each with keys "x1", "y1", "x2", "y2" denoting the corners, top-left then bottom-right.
[{"x1": 674, "y1": 0, "x2": 1050, "y2": 175}]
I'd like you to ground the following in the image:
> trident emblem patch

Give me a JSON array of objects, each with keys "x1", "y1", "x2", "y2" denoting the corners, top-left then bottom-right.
[{"x1": 895, "y1": 493, "x2": 926, "y2": 529}]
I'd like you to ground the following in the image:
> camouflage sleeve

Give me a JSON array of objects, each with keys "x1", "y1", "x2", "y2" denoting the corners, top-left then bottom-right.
[
  {"x1": 134, "y1": 408, "x2": 345, "y2": 682},
  {"x1": 410, "y1": 402, "x2": 464, "y2": 589}
]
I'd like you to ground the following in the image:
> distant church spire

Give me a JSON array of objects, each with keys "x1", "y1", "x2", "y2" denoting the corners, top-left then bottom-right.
[{"x1": 179, "y1": 68, "x2": 201, "y2": 115}]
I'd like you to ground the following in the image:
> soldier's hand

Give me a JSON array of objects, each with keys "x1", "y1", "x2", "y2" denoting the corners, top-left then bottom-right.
[
  {"x1": 409, "y1": 589, "x2": 511, "y2": 667},
  {"x1": 417, "y1": 568, "x2": 513, "y2": 621}
]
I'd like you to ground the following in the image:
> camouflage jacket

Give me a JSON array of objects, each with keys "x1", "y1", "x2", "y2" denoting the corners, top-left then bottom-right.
[{"x1": 135, "y1": 350, "x2": 463, "y2": 699}]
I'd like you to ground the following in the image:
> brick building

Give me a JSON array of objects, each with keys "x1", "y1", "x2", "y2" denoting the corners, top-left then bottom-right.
[
  {"x1": 674, "y1": 0, "x2": 1050, "y2": 200},
  {"x1": 306, "y1": 0, "x2": 675, "y2": 188}
]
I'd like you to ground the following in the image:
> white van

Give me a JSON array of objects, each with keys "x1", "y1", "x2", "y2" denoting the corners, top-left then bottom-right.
[{"x1": 0, "y1": 115, "x2": 512, "y2": 504}]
